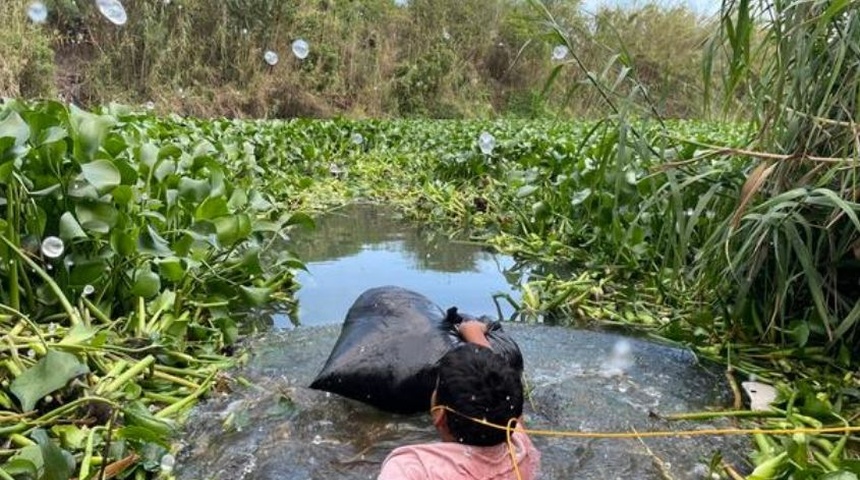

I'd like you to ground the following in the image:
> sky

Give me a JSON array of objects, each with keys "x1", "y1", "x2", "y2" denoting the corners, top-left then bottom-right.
[{"x1": 580, "y1": 0, "x2": 720, "y2": 17}]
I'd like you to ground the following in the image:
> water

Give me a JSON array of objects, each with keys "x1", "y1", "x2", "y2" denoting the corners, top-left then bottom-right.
[
  {"x1": 176, "y1": 204, "x2": 748, "y2": 479},
  {"x1": 278, "y1": 204, "x2": 523, "y2": 328},
  {"x1": 176, "y1": 325, "x2": 746, "y2": 479}
]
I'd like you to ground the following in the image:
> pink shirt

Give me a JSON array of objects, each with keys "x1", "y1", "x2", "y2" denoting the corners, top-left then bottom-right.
[{"x1": 378, "y1": 431, "x2": 540, "y2": 480}]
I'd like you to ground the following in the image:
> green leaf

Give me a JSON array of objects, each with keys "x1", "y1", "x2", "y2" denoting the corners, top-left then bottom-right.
[
  {"x1": 58, "y1": 212, "x2": 87, "y2": 241},
  {"x1": 285, "y1": 211, "x2": 315, "y2": 230},
  {"x1": 4, "y1": 447, "x2": 42, "y2": 478},
  {"x1": 70, "y1": 106, "x2": 115, "y2": 161},
  {"x1": 0, "y1": 110, "x2": 30, "y2": 145},
  {"x1": 130, "y1": 267, "x2": 161, "y2": 298},
  {"x1": 821, "y1": 472, "x2": 859, "y2": 480},
  {"x1": 213, "y1": 214, "x2": 252, "y2": 245},
  {"x1": 178, "y1": 177, "x2": 210, "y2": 202},
  {"x1": 75, "y1": 201, "x2": 118, "y2": 234},
  {"x1": 155, "y1": 257, "x2": 185, "y2": 282},
  {"x1": 32, "y1": 429, "x2": 74, "y2": 480},
  {"x1": 10, "y1": 351, "x2": 89, "y2": 412},
  {"x1": 58, "y1": 324, "x2": 97, "y2": 346},
  {"x1": 195, "y1": 197, "x2": 229, "y2": 220},
  {"x1": 239, "y1": 285, "x2": 273, "y2": 307},
  {"x1": 80, "y1": 160, "x2": 121, "y2": 193},
  {"x1": 138, "y1": 225, "x2": 173, "y2": 257}
]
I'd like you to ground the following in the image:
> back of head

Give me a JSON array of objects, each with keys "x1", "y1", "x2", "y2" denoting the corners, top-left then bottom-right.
[{"x1": 435, "y1": 344, "x2": 524, "y2": 446}]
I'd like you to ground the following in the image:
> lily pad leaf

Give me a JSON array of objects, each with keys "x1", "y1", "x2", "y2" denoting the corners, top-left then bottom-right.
[
  {"x1": 10, "y1": 351, "x2": 89, "y2": 412},
  {"x1": 81, "y1": 160, "x2": 121, "y2": 193}
]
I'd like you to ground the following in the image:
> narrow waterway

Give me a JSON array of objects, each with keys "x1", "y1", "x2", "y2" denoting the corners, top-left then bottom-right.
[{"x1": 176, "y1": 204, "x2": 749, "y2": 479}]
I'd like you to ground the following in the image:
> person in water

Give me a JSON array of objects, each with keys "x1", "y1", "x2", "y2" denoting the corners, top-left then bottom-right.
[{"x1": 378, "y1": 320, "x2": 541, "y2": 479}]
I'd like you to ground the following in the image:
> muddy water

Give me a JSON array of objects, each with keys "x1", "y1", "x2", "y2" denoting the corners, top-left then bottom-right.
[
  {"x1": 175, "y1": 205, "x2": 749, "y2": 479},
  {"x1": 176, "y1": 325, "x2": 747, "y2": 479}
]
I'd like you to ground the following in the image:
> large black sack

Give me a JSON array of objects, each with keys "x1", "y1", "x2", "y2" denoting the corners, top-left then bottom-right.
[{"x1": 310, "y1": 286, "x2": 523, "y2": 414}]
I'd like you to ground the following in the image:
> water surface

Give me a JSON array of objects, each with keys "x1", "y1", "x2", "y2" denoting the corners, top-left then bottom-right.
[
  {"x1": 280, "y1": 204, "x2": 523, "y2": 327},
  {"x1": 176, "y1": 204, "x2": 749, "y2": 479}
]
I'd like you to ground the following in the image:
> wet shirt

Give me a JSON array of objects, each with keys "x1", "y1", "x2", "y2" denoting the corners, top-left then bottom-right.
[{"x1": 377, "y1": 431, "x2": 540, "y2": 480}]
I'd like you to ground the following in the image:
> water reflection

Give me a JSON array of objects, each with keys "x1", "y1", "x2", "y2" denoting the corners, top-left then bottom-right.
[{"x1": 280, "y1": 204, "x2": 523, "y2": 327}]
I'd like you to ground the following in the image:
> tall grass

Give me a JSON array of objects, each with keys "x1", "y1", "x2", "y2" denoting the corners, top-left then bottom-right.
[
  {"x1": 698, "y1": 1, "x2": 860, "y2": 351},
  {"x1": 2, "y1": 0, "x2": 717, "y2": 118}
]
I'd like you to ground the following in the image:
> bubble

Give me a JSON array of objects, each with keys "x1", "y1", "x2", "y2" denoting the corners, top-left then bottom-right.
[
  {"x1": 48, "y1": 323, "x2": 57, "y2": 334},
  {"x1": 163, "y1": 0, "x2": 170, "y2": 4},
  {"x1": 264, "y1": 50, "x2": 279, "y2": 66},
  {"x1": 160, "y1": 453, "x2": 175, "y2": 473},
  {"x1": 291, "y1": 39, "x2": 310, "y2": 60},
  {"x1": 144, "y1": 101, "x2": 155, "y2": 110},
  {"x1": 442, "y1": 29, "x2": 451, "y2": 41},
  {"x1": 312, "y1": 435, "x2": 323, "y2": 445},
  {"x1": 551, "y1": 44, "x2": 569, "y2": 61},
  {"x1": 241, "y1": 28, "x2": 248, "y2": 35},
  {"x1": 41, "y1": 236, "x2": 64, "y2": 259},
  {"x1": 350, "y1": 133, "x2": 364, "y2": 145},
  {"x1": 95, "y1": 0, "x2": 128, "y2": 26},
  {"x1": 27, "y1": 2, "x2": 48, "y2": 24},
  {"x1": 393, "y1": 0, "x2": 409, "y2": 6},
  {"x1": 83, "y1": 285, "x2": 95, "y2": 297},
  {"x1": 27, "y1": 349, "x2": 35, "y2": 358},
  {"x1": 478, "y1": 132, "x2": 496, "y2": 155}
]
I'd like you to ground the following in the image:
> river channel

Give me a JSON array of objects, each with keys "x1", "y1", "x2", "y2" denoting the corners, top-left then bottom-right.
[{"x1": 175, "y1": 204, "x2": 749, "y2": 479}]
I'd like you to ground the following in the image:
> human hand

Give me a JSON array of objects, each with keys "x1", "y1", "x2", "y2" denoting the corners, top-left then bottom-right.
[{"x1": 455, "y1": 320, "x2": 491, "y2": 348}]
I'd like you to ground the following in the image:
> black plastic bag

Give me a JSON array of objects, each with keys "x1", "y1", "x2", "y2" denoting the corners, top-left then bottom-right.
[{"x1": 310, "y1": 286, "x2": 523, "y2": 414}]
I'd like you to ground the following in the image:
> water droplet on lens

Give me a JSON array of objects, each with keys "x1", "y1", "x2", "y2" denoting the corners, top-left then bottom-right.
[
  {"x1": 292, "y1": 39, "x2": 309, "y2": 59},
  {"x1": 41, "y1": 236, "x2": 64, "y2": 259},
  {"x1": 264, "y1": 50, "x2": 279, "y2": 66},
  {"x1": 95, "y1": 0, "x2": 128, "y2": 26},
  {"x1": 160, "y1": 454, "x2": 176, "y2": 473},
  {"x1": 478, "y1": 131, "x2": 495, "y2": 155},
  {"x1": 27, "y1": 2, "x2": 48, "y2": 24},
  {"x1": 551, "y1": 44, "x2": 569, "y2": 61}
]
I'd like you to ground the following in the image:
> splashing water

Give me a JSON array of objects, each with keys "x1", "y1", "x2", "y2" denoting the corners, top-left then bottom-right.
[
  {"x1": 291, "y1": 39, "x2": 310, "y2": 60},
  {"x1": 599, "y1": 339, "x2": 634, "y2": 377},
  {"x1": 477, "y1": 132, "x2": 496, "y2": 155},
  {"x1": 551, "y1": 44, "x2": 569, "y2": 61},
  {"x1": 95, "y1": 0, "x2": 128, "y2": 26},
  {"x1": 263, "y1": 50, "x2": 279, "y2": 66},
  {"x1": 41, "y1": 236, "x2": 65, "y2": 259},
  {"x1": 27, "y1": 2, "x2": 48, "y2": 24}
]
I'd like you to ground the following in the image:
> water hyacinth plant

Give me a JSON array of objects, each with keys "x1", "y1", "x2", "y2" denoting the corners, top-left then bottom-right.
[{"x1": 0, "y1": 99, "x2": 309, "y2": 478}]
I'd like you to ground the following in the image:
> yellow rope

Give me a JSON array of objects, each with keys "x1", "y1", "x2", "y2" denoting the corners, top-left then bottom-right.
[
  {"x1": 431, "y1": 405, "x2": 860, "y2": 480},
  {"x1": 433, "y1": 405, "x2": 860, "y2": 439}
]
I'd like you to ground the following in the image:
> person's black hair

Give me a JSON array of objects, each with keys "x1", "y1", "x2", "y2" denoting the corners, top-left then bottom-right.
[{"x1": 435, "y1": 344, "x2": 524, "y2": 446}]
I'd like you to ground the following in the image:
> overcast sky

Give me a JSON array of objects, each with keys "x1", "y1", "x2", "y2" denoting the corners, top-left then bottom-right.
[{"x1": 580, "y1": 0, "x2": 720, "y2": 17}]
